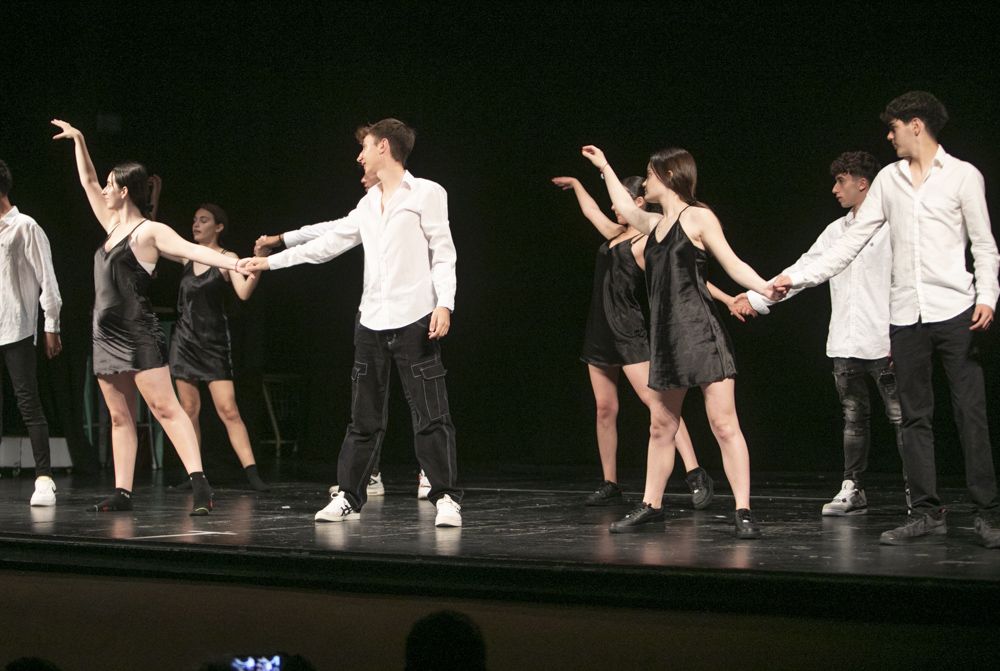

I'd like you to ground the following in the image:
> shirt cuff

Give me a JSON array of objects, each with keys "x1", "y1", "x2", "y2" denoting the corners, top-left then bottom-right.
[
  {"x1": 281, "y1": 229, "x2": 305, "y2": 247},
  {"x1": 746, "y1": 291, "x2": 770, "y2": 315},
  {"x1": 787, "y1": 271, "x2": 806, "y2": 289},
  {"x1": 976, "y1": 289, "x2": 999, "y2": 311},
  {"x1": 44, "y1": 316, "x2": 60, "y2": 333},
  {"x1": 267, "y1": 250, "x2": 290, "y2": 270}
]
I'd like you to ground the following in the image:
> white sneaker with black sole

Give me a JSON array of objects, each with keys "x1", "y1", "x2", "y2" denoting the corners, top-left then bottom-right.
[
  {"x1": 30, "y1": 476, "x2": 57, "y2": 507},
  {"x1": 435, "y1": 494, "x2": 462, "y2": 527},
  {"x1": 315, "y1": 492, "x2": 360, "y2": 522},
  {"x1": 822, "y1": 479, "x2": 868, "y2": 516},
  {"x1": 417, "y1": 470, "x2": 431, "y2": 500},
  {"x1": 328, "y1": 472, "x2": 385, "y2": 497}
]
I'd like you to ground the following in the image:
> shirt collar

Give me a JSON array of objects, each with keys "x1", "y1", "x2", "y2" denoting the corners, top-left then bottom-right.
[
  {"x1": 896, "y1": 144, "x2": 949, "y2": 182},
  {"x1": 843, "y1": 209, "x2": 856, "y2": 227},
  {"x1": 0, "y1": 205, "x2": 19, "y2": 228},
  {"x1": 369, "y1": 170, "x2": 416, "y2": 199}
]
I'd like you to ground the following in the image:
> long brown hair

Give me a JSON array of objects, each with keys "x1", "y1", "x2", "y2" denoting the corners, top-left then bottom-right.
[{"x1": 649, "y1": 147, "x2": 706, "y2": 208}]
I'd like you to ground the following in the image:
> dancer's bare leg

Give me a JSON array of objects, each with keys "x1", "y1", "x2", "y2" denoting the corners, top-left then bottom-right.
[
  {"x1": 588, "y1": 364, "x2": 621, "y2": 482},
  {"x1": 702, "y1": 378, "x2": 751, "y2": 510}
]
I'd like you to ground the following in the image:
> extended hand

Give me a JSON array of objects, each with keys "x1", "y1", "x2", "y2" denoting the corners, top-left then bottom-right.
[
  {"x1": 253, "y1": 234, "x2": 282, "y2": 257},
  {"x1": 763, "y1": 274, "x2": 792, "y2": 301},
  {"x1": 44, "y1": 332, "x2": 62, "y2": 359},
  {"x1": 551, "y1": 176, "x2": 579, "y2": 190},
  {"x1": 728, "y1": 293, "x2": 758, "y2": 323},
  {"x1": 50, "y1": 119, "x2": 82, "y2": 141},
  {"x1": 580, "y1": 145, "x2": 607, "y2": 169},
  {"x1": 428, "y1": 307, "x2": 451, "y2": 340},
  {"x1": 970, "y1": 304, "x2": 994, "y2": 331},
  {"x1": 240, "y1": 257, "x2": 270, "y2": 273}
]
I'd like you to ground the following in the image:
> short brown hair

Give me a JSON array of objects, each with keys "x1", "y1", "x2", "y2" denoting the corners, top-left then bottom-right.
[
  {"x1": 880, "y1": 91, "x2": 949, "y2": 139},
  {"x1": 355, "y1": 118, "x2": 416, "y2": 165}
]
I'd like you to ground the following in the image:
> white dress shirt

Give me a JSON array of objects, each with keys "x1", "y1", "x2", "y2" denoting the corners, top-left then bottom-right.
[
  {"x1": 748, "y1": 211, "x2": 891, "y2": 359},
  {"x1": 269, "y1": 171, "x2": 457, "y2": 330},
  {"x1": 788, "y1": 146, "x2": 1000, "y2": 326},
  {"x1": 0, "y1": 206, "x2": 62, "y2": 346}
]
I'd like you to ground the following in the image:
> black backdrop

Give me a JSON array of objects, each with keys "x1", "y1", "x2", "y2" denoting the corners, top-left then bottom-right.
[{"x1": 4, "y1": 2, "x2": 999, "y2": 478}]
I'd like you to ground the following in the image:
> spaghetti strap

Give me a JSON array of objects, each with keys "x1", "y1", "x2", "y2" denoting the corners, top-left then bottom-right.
[{"x1": 677, "y1": 205, "x2": 693, "y2": 220}]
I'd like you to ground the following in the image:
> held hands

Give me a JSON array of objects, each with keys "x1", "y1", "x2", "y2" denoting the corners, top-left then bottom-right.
[
  {"x1": 765, "y1": 274, "x2": 793, "y2": 301},
  {"x1": 253, "y1": 234, "x2": 282, "y2": 257},
  {"x1": 551, "y1": 176, "x2": 580, "y2": 190},
  {"x1": 581, "y1": 145, "x2": 607, "y2": 169},
  {"x1": 239, "y1": 257, "x2": 270, "y2": 273},
  {"x1": 970, "y1": 304, "x2": 994, "y2": 331},
  {"x1": 428, "y1": 306, "x2": 451, "y2": 340},
  {"x1": 44, "y1": 332, "x2": 62, "y2": 359},
  {"x1": 50, "y1": 119, "x2": 81, "y2": 141},
  {"x1": 727, "y1": 293, "x2": 759, "y2": 323}
]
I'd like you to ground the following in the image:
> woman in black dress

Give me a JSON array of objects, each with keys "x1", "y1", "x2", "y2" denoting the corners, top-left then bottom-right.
[
  {"x1": 52, "y1": 119, "x2": 252, "y2": 515},
  {"x1": 552, "y1": 174, "x2": 718, "y2": 509},
  {"x1": 582, "y1": 145, "x2": 783, "y2": 538},
  {"x1": 170, "y1": 204, "x2": 267, "y2": 490}
]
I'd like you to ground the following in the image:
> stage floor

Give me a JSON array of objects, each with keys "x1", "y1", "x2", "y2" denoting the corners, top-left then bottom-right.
[{"x1": 1, "y1": 467, "x2": 998, "y2": 625}]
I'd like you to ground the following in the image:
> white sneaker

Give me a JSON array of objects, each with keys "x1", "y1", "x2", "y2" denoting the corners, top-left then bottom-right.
[
  {"x1": 435, "y1": 494, "x2": 462, "y2": 528},
  {"x1": 30, "y1": 476, "x2": 57, "y2": 507},
  {"x1": 329, "y1": 473, "x2": 384, "y2": 497},
  {"x1": 417, "y1": 470, "x2": 431, "y2": 500},
  {"x1": 822, "y1": 479, "x2": 868, "y2": 516},
  {"x1": 367, "y1": 472, "x2": 385, "y2": 497},
  {"x1": 315, "y1": 492, "x2": 360, "y2": 522}
]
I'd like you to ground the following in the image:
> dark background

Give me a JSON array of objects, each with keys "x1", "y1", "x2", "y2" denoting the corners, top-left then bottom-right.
[{"x1": 3, "y1": 1, "x2": 999, "y2": 481}]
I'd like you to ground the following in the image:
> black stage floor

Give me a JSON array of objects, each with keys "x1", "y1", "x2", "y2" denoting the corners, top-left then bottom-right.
[{"x1": 1, "y1": 467, "x2": 998, "y2": 629}]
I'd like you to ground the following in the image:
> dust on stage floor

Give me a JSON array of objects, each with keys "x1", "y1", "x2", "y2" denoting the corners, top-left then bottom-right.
[{"x1": 1, "y1": 469, "x2": 998, "y2": 626}]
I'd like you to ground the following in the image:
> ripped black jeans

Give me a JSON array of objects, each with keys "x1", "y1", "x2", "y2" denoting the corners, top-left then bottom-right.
[
  {"x1": 337, "y1": 313, "x2": 461, "y2": 510},
  {"x1": 832, "y1": 356, "x2": 904, "y2": 490}
]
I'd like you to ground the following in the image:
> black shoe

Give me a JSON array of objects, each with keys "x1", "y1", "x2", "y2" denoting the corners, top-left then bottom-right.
[
  {"x1": 685, "y1": 467, "x2": 714, "y2": 510},
  {"x1": 973, "y1": 513, "x2": 1000, "y2": 549},
  {"x1": 879, "y1": 510, "x2": 947, "y2": 545},
  {"x1": 609, "y1": 502, "x2": 664, "y2": 533},
  {"x1": 734, "y1": 508, "x2": 761, "y2": 539},
  {"x1": 585, "y1": 480, "x2": 625, "y2": 506}
]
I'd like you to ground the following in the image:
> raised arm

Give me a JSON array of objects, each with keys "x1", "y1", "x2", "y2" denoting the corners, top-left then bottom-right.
[
  {"x1": 51, "y1": 119, "x2": 113, "y2": 231},
  {"x1": 580, "y1": 145, "x2": 661, "y2": 234},
  {"x1": 551, "y1": 176, "x2": 624, "y2": 239}
]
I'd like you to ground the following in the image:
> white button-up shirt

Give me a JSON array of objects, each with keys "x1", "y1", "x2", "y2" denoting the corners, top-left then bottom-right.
[
  {"x1": 788, "y1": 146, "x2": 1000, "y2": 326},
  {"x1": 269, "y1": 171, "x2": 457, "y2": 330},
  {"x1": 748, "y1": 211, "x2": 891, "y2": 359},
  {"x1": 0, "y1": 206, "x2": 62, "y2": 346}
]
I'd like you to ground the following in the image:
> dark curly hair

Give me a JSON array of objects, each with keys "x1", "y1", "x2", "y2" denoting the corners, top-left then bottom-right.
[
  {"x1": 829, "y1": 151, "x2": 881, "y2": 184},
  {"x1": 0, "y1": 158, "x2": 12, "y2": 197}
]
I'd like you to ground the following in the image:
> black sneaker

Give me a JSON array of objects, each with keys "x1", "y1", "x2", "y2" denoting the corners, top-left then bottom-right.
[
  {"x1": 585, "y1": 480, "x2": 625, "y2": 506},
  {"x1": 734, "y1": 508, "x2": 761, "y2": 539},
  {"x1": 973, "y1": 513, "x2": 1000, "y2": 549},
  {"x1": 609, "y1": 502, "x2": 664, "y2": 533},
  {"x1": 685, "y1": 467, "x2": 714, "y2": 510},
  {"x1": 879, "y1": 510, "x2": 947, "y2": 545}
]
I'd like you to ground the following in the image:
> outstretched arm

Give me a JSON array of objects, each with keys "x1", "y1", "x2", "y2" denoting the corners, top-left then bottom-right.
[
  {"x1": 551, "y1": 176, "x2": 624, "y2": 240},
  {"x1": 694, "y1": 208, "x2": 782, "y2": 299},
  {"x1": 146, "y1": 222, "x2": 249, "y2": 275},
  {"x1": 51, "y1": 119, "x2": 113, "y2": 231},
  {"x1": 580, "y1": 145, "x2": 661, "y2": 234}
]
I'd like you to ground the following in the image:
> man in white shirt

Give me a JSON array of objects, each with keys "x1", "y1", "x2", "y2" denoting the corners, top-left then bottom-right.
[
  {"x1": 243, "y1": 119, "x2": 462, "y2": 527},
  {"x1": 774, "y1": 92, "x2": 1000, "y2": 547},
  {"x1": 743, "y1": 151, "x2": 908, "y2": 517},
  {"x1": 0, "y1": 159, "x2": 63, "y2": 506}
]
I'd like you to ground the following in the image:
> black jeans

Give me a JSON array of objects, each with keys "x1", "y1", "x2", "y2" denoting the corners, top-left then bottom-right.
[
  {"x1": 0, "y1": 336, "x2": 52, "y2": 476},
  {"x1": 890, "y1": 307, "x2": 998, "y2": 513},
  {"x1": 337, "y1": 314, "x2": 461, "y2": 510},
  {"x1": 832, "y1": 357, "x2": 904, "y2": 488}
]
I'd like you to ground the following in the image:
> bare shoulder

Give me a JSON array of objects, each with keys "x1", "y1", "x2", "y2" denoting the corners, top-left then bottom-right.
[{"x1": 223, "y1": 250, "x2": 239, "y2": 259}]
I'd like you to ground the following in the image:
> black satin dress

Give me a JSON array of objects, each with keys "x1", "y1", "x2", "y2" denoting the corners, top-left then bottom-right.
[
  {"x1": 644, "y1": 213, "x2": 736, "y2": 389},
  {"x1": 92, "y1": 225, "x2": 167, "y2": 375},
  {"x1": 169, "y1": 263, "x2": 233, "y2": 382},
  {"x1": 580, "y1": 236, "x2": 650, "y2": 367}
]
